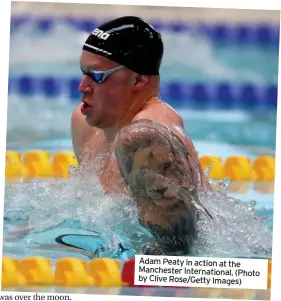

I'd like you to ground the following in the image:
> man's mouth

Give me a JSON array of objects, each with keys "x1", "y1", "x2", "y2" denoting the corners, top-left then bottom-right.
[{"x1": 81, "y1": 101, "x2": 92, "y2": 115}]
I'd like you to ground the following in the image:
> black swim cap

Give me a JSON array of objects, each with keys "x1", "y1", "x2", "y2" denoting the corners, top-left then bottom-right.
[{"x1": 82, "y1": 16, "x2": 163, "y2": 75}]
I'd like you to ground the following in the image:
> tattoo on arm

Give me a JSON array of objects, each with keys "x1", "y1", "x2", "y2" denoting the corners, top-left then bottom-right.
[{"x1": 115, "y1": 119, "x2": 211, "y2": 255}]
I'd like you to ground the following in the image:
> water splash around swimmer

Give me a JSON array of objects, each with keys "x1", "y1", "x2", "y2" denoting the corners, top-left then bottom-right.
[
  {"x1": 4, "y1": 154, "x2": 150, "y2": 256},
  {"x1": 3, "y1": 153, "x2": 272, "y2": 259},
  {"x1": 190, "y1": 183, "x2": 272, "y2": 258}
]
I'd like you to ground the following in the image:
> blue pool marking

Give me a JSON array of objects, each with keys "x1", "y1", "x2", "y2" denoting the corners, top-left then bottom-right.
[
  {"x1": 9, "y1": 16, "x2": 280, "y2": 47},
  {"x1": 8, "y1": 76, "x2": 278, "y2": 110},
  {"x1": 4, "y1": 225, "x2": 137, "y2": 260},
  {"x1": 55, "y1": 233, "x2": 135, "y2": 259}
]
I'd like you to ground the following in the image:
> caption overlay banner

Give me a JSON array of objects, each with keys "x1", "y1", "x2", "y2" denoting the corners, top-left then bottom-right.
[{"x1": 134, "y1": 255, "x2": 269, "y2": 289}]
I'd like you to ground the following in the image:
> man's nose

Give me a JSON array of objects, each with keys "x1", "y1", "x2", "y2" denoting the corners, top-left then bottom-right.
[{"x1": 78, "y1": 75, "x2": 94, "y2": 93}]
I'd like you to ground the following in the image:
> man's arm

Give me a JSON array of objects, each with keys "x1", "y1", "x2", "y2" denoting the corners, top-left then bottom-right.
[
  {"x1": 133, "y1": 109, "x2": 213, "y2": 190},
  {"x1": 115, "y1": 119, "x2": 205, "y2": 255}
]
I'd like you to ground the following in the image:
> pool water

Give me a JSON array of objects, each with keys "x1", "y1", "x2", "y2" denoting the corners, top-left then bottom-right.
[
  {"x1": 3, "y1": 18, "x2": 277, "y2": 263},
  {"x1": 3, "y1": 104, "x2": 275, "y2": 263}
]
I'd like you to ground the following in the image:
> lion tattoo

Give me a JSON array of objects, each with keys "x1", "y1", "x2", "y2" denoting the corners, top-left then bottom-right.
[{"x1": 115, "y1": 119, "x2": 210, "y2": 256}]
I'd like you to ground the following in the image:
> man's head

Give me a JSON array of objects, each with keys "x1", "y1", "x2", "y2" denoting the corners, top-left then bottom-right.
[{"x1": 78, "y1": 16, "x2": 164, "y2": 128}]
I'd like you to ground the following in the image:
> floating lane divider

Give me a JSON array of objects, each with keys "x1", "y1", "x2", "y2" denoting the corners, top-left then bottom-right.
[
  {"x1": 2, "y1": 256, "x2": 272, "y2": 291},
  {"x1": 5, "y1": 150, "x2": 275, "y2": 194},
  {"x1": 5, "y1": 150, "x2": 275, "y2": 181},
  {"x1": 10, "y1": 16, "x2": 280, "y2": 47},
  {"x1": 2, "y1": 256, "x2": 126, "y2": 288},
  {"x1": 199, "y1": 155, "x2": 275, "y2": 181},
  {"x1": 8, "y1": 77, "x2": 278, "y2": 110},
  {"x1": 5, "y1": 150, "x2": 78, "y2": 180}
]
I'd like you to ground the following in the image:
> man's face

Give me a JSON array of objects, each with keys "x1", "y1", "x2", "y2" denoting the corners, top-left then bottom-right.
[{"x1": 79, "y1": 51, "x2": 135, "y2": 128}]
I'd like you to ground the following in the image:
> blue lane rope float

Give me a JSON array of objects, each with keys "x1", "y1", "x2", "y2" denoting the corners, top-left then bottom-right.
[
  {"x1": 8, "y1": 76, "x2": 278, "y2": 110},
  {"x1": 10, "y1": 16, "x2": 280, "y2": 47}
]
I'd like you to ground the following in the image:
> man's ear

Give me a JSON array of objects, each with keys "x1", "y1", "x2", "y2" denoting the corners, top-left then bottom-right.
[{"x1": 134, "y1": 74, "x2": 148, "y2": 89}]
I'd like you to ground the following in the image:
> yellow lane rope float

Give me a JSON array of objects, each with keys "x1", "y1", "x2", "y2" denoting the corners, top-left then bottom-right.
[
  {"x1": 5, "y1": 151, "x2": 275, "y2": 194},
  {"x1": 2, "y1": 256, "x2": 272, "y2": 291}
]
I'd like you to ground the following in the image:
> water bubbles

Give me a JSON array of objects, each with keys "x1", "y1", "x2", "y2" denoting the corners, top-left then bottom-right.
[
  {"x1": 223, "y1": 178, "x2": 231, "y2": 188},
  {"x1": 204, "y1": 166, "x2": 211, "y2": 178},
  {"x1": 76, "y1": 190, "x2": 84, "y2": 199},
  {"x1": 4, "y1": 162, "x2": 142, "y2": 257},
  {"x1": 3, "y1": 155, "x2": 273, "y2": 260},
  {"x1": 4, "y1": 209, "x2": 25, "y2": 221},
  {"x1": 93, "y1": 245, "x2": 106, "y2": 258},
  {"x1": 249, "y1": 199, "x2": 257, "y2": 207},
  {"x1": 191, "y1": 179, "x2": 272, "y2": 258}
]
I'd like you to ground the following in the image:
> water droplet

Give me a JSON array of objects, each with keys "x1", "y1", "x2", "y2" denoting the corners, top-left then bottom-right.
[
  {"x1": 250, "y1": 200, "x2": 256, "y2": 207},
  {"x1": 223, "y1": 178, "x2": 230, "y2": 187}
]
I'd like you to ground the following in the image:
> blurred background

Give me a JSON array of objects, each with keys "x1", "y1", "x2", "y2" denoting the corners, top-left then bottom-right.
[
  {"x1": 3, "y1": 3, "x2": 278, "y2": 288},
  {"x1": 7, "y1": 2, "x2": 279, "y2": 158}
]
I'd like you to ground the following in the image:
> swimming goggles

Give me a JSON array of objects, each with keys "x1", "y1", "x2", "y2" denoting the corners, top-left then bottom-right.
[{"x1": 80, "y1": 64, "x2": 125, "y2": 84}]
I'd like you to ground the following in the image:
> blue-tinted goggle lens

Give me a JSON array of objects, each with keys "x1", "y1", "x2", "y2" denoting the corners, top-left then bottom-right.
[
  {"x1": 81, "y1": 67, "x2": 105, "y2": 83},
  {"x1": 80, "y1": 65, "x2": 125, "y2": 84}
]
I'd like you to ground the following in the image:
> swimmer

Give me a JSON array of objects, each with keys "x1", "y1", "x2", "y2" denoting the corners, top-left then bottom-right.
[
  {"x1": 6, "y1": 16, "x2": 212, "y2": 256},
  {"x1": 71, "y1": 16, "x2": 213, "y2": 256}
]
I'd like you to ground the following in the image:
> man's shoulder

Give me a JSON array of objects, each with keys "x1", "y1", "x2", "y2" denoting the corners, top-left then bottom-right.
[
  {"x1": 131, "y1": 100, "x2": 194, "y2": 157},
  {"x1": 133, "y1": 100, "x2": 184, "y2": 127}
]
